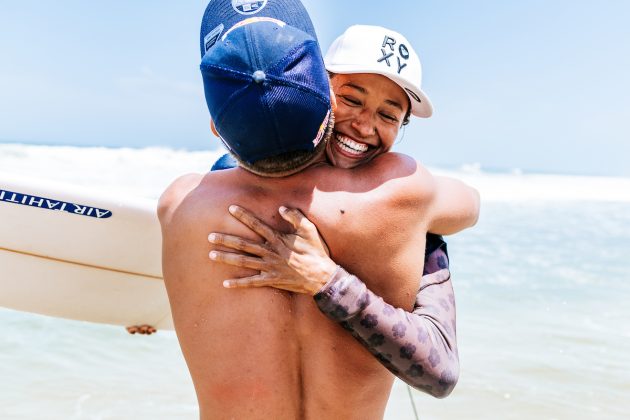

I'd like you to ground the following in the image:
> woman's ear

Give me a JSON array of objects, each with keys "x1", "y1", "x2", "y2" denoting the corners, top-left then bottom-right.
[{"x1": 330, "y1": 86, "x2": 337, "y2": 113}]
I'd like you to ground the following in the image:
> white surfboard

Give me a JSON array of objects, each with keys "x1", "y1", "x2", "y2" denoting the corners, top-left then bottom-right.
[{"x1": 0, "y1": 171, "x2": 173, "y2": 330}]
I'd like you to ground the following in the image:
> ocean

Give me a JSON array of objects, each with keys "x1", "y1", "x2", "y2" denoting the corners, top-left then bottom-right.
[{"x1": 1, "y1": 143, "x2": 629, "y2": 419}]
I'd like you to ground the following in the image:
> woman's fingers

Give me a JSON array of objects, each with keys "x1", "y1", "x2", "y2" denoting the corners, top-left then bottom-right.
[
  {"x1": 228, "y1": 205, "x2": 278, "y2": 243},
  {"x1": 209, "y1": 250, "x2": 268, "y2": 271},
  {"x1": 279, "y1": 206, "x2": 315, "y2": 235},
  {"x1": 222, "y1": 274, "x2": 275, "y2": 289},
  {"x1": 279, "y1": 206, "x2": 331, "y2": 256},
  {"x1": 208, "y1": 232, "x2": 270, "y2": 257}
]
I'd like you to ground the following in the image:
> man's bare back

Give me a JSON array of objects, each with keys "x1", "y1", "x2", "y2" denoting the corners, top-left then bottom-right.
[{"x1": 159, "y1": 153, "x2": 444, "y2": 419}]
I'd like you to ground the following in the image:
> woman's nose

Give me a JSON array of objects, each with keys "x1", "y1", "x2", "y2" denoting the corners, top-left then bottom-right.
[{"x1": 350, "y1": 111, "x2": 376, "y2": 137}]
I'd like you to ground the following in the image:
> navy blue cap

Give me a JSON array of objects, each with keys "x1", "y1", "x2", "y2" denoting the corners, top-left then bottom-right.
[
  {"x1": 200, "y1": 0, "x2": 318, "y2": 58},
  {"x1": 200, "y1": 18, "x2": 331, "y2": 164}
]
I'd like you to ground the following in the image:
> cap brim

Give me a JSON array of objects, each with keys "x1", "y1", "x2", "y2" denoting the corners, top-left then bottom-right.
[{"x1": 326, "y1": 64, "x2": 433, "y2": 118}]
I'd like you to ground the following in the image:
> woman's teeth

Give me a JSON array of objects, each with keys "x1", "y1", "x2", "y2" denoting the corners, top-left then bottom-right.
[{"x1": 336, "y1": 134, "x2": 369, "y2": 155}]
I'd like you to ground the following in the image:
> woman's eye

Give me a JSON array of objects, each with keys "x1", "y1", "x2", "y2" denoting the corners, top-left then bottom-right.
[
  {"x1": 380, "y1": 113, "x2": 398, "y2": 123},
  {"x1": 341, "y1": 96, "x2": 361, "y2": 106}
]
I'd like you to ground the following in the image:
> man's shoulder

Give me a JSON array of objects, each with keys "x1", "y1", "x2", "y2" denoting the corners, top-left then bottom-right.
[
  {"x1": 307, "y1": 153, "x2": 437, "y2": 225},
  {"x1": 368, "y1": 152, "x2": 419, "y2": 172},
  {"x1": 157, "y1": 173, "x2": 203, "y2": 226},
  {"x1": 157, "y1": 171, "x2": 232, "y2": 234},
  {"x1": 358, "y1": 152, "x2": 436, "y2": 202},
  {"x1": 158, "y1": 170, "x2": 245, "y2": 233}
]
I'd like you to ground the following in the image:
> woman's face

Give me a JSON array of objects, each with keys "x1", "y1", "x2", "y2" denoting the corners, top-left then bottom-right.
[{"x1": 326, "y1": 73, "x2": 409, "y2": 169}]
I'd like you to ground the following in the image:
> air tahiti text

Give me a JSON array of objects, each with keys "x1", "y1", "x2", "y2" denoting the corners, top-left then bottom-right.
[{"x1": 0, "y1": 189, "x2": 112, "y2": 219}]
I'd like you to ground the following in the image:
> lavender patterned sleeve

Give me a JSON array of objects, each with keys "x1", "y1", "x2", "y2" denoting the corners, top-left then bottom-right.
[{"x1": 314, "y1": 239, "x2": 458, "y2": 398}]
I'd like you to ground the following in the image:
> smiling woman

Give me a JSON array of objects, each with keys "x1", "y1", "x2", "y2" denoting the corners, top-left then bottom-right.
[
  {"x1": 322, "y1": 24, "x2": 432, "y2": 169},
  {"x1": 327, "y1": 73, "x2": 410, "y2": 168}
]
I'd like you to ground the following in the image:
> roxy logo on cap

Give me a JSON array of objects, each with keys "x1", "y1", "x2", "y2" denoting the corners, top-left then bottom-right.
[
  {"x1": 232, "y1": 0, "x2": 268, "y2": 15},
  {"x1": 377, "y1": 34, "x2": 411, "y2": 75}
]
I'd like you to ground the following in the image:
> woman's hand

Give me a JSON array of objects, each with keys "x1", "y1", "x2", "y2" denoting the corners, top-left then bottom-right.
[{"x1": 208, "y1": 205, "x2": 338, "y2": 296}]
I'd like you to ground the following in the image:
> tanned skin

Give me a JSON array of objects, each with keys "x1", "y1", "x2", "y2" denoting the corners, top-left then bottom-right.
[{"x1": 159, "y1": 149, "x2": 478, "y2": 419}]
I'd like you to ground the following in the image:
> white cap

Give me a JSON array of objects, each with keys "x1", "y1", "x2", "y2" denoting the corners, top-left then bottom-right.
[{"x1": 324, "y1": 25, "x2": 433, "y2": 118}]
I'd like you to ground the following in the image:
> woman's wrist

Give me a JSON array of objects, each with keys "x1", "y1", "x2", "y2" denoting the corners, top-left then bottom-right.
[{"x1": 307, "y1": 260, "x2": 340, "y2": 296}]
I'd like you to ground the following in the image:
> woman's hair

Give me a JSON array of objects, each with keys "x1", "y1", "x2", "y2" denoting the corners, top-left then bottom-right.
[{"x1": 401, "y1": 103, "x2": 411, "y2": 126}]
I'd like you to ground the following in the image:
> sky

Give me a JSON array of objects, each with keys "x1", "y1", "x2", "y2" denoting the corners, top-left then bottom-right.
[{"x1": 1, "y1": 0, "x2": 629, "y2": 176}]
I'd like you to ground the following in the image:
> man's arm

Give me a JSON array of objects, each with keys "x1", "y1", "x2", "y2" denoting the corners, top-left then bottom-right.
[{"x1": 125, "y1": 174, "x2": 204, "y2": 336}]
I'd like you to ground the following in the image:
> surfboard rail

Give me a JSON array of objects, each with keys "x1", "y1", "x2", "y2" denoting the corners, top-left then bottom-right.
[{"x1": 0, "y1": 171, "x2": 173, "y2": 330}]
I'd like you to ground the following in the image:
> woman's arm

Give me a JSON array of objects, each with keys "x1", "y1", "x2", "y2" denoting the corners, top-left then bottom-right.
[
  {"x1": 313, "y1": 235, "x2": 457, "y2": 397},
  {"x1": 209, "y1": 205, "x2": 459, "y2": 397}
]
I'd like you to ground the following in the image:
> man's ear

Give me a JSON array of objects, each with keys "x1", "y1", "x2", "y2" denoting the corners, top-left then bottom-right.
[
  {"x1": 210, "y1": 119, "x2": 219, "y2": 137},
  {"x1": 330, "y1": 86, "x2": 337, "y2": 113}
]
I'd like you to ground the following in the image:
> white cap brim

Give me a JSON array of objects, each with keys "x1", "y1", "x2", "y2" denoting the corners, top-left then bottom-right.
[{"x1": 326, "y1": 64, "x2": 433, "y2": 118}]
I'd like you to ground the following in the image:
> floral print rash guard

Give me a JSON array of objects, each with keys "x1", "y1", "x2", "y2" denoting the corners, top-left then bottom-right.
[{"x1": 314, "y1": 235, "x2": 458, "y2": 397}]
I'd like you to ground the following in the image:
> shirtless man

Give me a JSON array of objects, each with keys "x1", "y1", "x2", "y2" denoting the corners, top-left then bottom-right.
[{"x1": 159, "y1": 1, "x2": 478, "y2": 418}]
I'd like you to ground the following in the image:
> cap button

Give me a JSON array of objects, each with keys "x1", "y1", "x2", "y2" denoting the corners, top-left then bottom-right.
[{"x1": 252, "y1": 70, "x2": 266, "y2": 84}]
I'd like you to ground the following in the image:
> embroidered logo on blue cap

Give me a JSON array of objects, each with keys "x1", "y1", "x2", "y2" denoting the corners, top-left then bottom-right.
[
  {"x1": 232, "y1": 0, "x2": 268, "y2": 15},
  {"x1": 204, "y1": 24, "x2": 225, "y2": 53},
  {"x1": 222, "y1": 17, "x2": 285, "y2": 41}
]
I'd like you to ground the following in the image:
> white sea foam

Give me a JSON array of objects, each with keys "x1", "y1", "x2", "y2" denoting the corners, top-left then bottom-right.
[
  {"x1": 1, "y1": 143, "x2": 628, "y2": 202},
  {"x1": 430, "y1": 167, "x2": 630, "y2": 202},
  {"x1": 0, "y1": 143, "x2": 225, "y2": 199}
]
